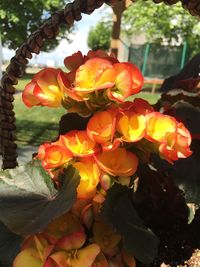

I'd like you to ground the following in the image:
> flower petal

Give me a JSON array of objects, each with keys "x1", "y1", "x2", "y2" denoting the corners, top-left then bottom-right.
[
  {"x1": 43, "y1": 144, "x2": 73, "y2": 169},
  {"x1": 56, "y1": 231, "x2": 86, "y2": 250},
  {"x1": 94, "y1": 148, "x2": 138, "y2": 176},
  {"x1": 72, "y1": 244, "x2": 100, "y2": 267},
  {"x1": 74, "y1": 58, "x2": 116, "y2": 93},
  {"x1": 145, "y1": 112, "x2": 177, "y2": 142},
  {"x1": 22, "y1": 81, "x2": 41, "y2": 107},
  {"x1": 117, "y1": 111, "x2": 146, "y2": 142},
  {"x1": 13, "y1": 248, "x2": 42, "y2": 267},
  {"x1": 60, "y1": 130, "x2": 98, "y2": 157},
  {"x1": 33, "y1": 68, "x2": 63, "y2": 107},
  {"x1": 64, "y1": 51, "x2": 85, "y2": 71},
  {"x1": 87, "y1": 109, "x2": 117, "y2": 144},
  {"x1": 73, "y1": 157, "x2": 101, "y2": 199}
]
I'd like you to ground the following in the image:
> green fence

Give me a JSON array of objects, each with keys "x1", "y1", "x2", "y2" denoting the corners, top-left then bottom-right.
[{"x1": 128, "y1": 43, "x2": 192, "y2": 78}]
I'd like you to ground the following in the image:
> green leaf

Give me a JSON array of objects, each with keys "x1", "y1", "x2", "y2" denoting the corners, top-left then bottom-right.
[
  {"x1": 0, "y1": 160, "x2": 80, "y2": 235},
  {"x1": 101, "y1": 184, "x2": 159, "y2": 265},
  {"x1": 0, "y1": 221, "x2": 22, "y2": 266}
]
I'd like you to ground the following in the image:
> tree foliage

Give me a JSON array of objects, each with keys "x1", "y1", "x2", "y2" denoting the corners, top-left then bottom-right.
[
  {"x1": 87, "y1": 19, "x2": 112, "y2": 51},
  {"x1": 87, "y1": 1, "x2": 200, "y2": 55},
  {"x1": 122, "y1": 0, "x2": 200, "y2": 54},
  {"x1": 0, "y1": 0, "x2": 72, "y2": 50}
]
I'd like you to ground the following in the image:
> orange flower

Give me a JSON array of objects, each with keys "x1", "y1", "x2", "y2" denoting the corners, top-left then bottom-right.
[
  {"x1": 22, "y1": 81, "x2": 41, "y2": 107},
  {"x1": 60, "y1": 130, "x2": 98, "y2": 157},
  {"x1": 37, "y1": 143, "x2": 51, "y2": 160},
  {"x1": 13, "y1": 234, "x2": 54, "y2": 267},
  {"x1": 14, "y1": 217, "x2": 100, "y2": 267},
  {"x1": 73, "y1": 157, "x2": 101, "y2": 199},
  {"x1": 107, "y1": 63, "x2": 143, "y2": 102},
  {"x1": 22, "y1": 68, "x2": 63, "y2": 108},
  {"x1": 145, "y1": 112, "x2": 177, "y2": 142},
  {"x1": 94, "y1": 148, "x2": 138, "y2": 177},
  {"x1": 74, "y1": 58, "x2": 116, "y2": 93},
  {"x1": 159, "y1": 122, "x2": 192, "y2": 163},
  {"x1": 58, "y1": 70, "x2": 86, "y2": 102},
  {"x1": 87, "y1": 108, "x2": 117, "y2": 144},
  {"x1": 117, "y1": 110, "x2": 146, "y2": 142},
  {"x1": 49, "y1": 231, "x2": 100, "y2": 267},
  {"x1": 39, "y1": 144, "x2": 73, "y2": 169}
]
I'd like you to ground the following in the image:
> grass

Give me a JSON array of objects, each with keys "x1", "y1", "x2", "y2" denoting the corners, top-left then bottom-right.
[
  {"x1": 14, "y1": 75, "x2": 160, "y2": 147},
  {"x1": 131, "y1": 92, "x2": 160, "y2": 104},
  {"x1": 14, "y1": 94, "x2": 66, "y2": 147},
  {"x1": 15, "y1": 73, "x2": 33, "y2": 91}
]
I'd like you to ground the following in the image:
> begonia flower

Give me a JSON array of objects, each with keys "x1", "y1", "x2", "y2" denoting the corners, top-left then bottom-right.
[
  {"x1": 49, "y1": 231, "x2": 100, "y2": 267},
  {"x1": 117, "y1": 110, "x2": 146, "y2": 142},
  {"x1": 38, "y1": 144, "x2": 73, "y2": 169},
  {"x1": 159, "y1": 122, "x2": 192, "y2": 163},
  {"x1": 94, "y1": 148, "x2": 138, "y2": 177},
  {"x1": 73, "y1": 157, "x2": 101, "y2": 199},
  {"x1": 60, "y1": 130, "x2": 98, "y2": 157},
  {"x1": 74, "y1": 58, "x2": 116, "y2": 93},
  {"x1": 64, "y1": 50, "x2": 119, "y2": 73},
  {"x1": 13, "y1": 234, "x2": 54, "y2": 267},
  {"x1": 107, "y1": 63, "x2": 143, "y2": 102},
  {"x1": 58, "y1": 70, "x2": 86, "y2": 102},
  {"x1": 22, "y1": 68, "x2": 63, "y2": 108},
  {"x1": 145, "y1": 112, "x2": 177, "y2": 142},
  {"x1": 87, "y1": 108, "x2": 117, "y2": 144}
]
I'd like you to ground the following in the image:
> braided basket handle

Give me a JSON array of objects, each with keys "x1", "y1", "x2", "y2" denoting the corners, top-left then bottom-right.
[{"x1": 0, "y1": 0, "x2": 199, "y2": 170}]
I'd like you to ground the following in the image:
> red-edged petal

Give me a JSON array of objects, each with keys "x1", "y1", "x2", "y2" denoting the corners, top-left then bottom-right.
[
  {"x1": 64, "y1": 51, "x2": 84, "y2": 71},
  {"x1": 22, "y1": 81, "x2": 41, "y2": 107}
]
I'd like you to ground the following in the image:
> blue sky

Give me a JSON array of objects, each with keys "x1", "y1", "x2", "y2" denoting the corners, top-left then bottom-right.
[{"x1": 3, "y1": 5, "x2": 111, "y2": 67}]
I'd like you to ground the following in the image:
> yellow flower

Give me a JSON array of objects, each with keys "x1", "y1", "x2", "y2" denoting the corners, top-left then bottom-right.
[{"x1": 73, "y1": 157, "x2": 101, "y2": 199}]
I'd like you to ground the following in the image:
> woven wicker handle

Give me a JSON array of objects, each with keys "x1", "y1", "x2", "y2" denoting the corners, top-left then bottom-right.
[{"x1": 0, "y1": 0, "x2": 199, "y2": 170}]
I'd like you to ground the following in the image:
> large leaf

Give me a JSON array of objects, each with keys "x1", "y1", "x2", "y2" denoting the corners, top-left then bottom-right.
[
  {"x1": 101, "y1": 184, "x2": 159, "y2": 265},
  {"x1": 0, "y1": 221, "x2": 22, "y2": 266},
  {"x1": 59, "y1": 113, "x2": 90, "y2": 135},
  {"x1": 152, "y1": 141, "x2": 200, "y2": 205},
  {"x1": 170, "y1": 141, "x2": 200, "y2": 205},
  {"x1": 0, "y1": 160, "x2": 80, "y2": 235}
]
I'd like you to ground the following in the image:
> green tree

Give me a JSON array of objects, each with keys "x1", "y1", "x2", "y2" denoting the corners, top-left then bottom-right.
[
  {"x1": 87, "y1": 20, "x2": 112, "y2": 51},
  {"x1": 87, "y1": 1, "x2": 200, "y2": 55},
  {"x1": 122, "y1": 0, "x2": 200, "y2": 54},
  {"x1": 0, "y1": 0, "x2": 72, "y2": 50}
]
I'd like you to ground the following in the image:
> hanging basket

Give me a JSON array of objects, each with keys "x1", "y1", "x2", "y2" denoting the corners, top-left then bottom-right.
[{"x1": 0, "y1": 1, "x2": 200, "y2": 267}]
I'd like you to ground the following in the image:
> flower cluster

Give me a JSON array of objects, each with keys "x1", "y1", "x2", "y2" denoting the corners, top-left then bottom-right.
[
  {"x1": 14, "y1": 196, "x2": 136, "y2": 267},
  {"x1": 22, "y1": 50, "x2": 143, "y2": 116},
  {"x1": 37, "y1": 97, "x2": 192, "y2": 197},
  {"x1": 15, "y1": 50, "x2": 192, "y2": 267}
]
